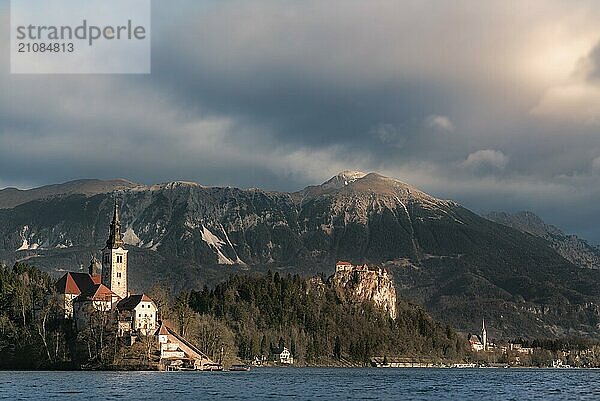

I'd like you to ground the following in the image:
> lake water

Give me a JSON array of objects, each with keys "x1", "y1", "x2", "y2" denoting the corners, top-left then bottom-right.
[{"x1": 1, "y1": 368, "x2": 599, "y2": 400}]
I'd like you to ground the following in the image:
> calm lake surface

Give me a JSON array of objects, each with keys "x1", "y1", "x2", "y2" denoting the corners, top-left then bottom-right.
[{"x1": 1, "y1": 368, "x2": 600, "y2": 400}]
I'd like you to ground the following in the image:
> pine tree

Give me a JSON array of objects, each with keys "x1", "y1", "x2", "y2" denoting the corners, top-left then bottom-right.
[{"x1": 260, "y1": 335, "x2": 267, "y2": 356}]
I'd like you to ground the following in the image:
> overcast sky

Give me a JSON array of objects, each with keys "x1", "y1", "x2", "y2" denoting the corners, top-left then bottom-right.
[{"x1": 2, "y1": 0, "x2": 600, "y2": 241}]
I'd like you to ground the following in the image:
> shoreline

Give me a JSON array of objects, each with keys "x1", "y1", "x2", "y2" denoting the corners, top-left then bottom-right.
[{"x1": 1, "y1": 365, "x2": 588, "y2": 372}]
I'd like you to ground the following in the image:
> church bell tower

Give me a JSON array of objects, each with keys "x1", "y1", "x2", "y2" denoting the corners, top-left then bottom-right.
[
  {"x1": 101, "y1": 201, "x2": 128, "y2": 299},
  {"x1": 482, "y1": 318, "x2": 487, "y2": 351}
]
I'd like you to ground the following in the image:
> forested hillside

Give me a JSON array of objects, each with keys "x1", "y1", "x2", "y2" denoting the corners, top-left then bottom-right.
[{"x1": 183, "y1": 272, "x2": 467, "y2": 365}]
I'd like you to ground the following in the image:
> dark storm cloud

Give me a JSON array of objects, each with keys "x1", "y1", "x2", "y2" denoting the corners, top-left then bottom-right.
[
  {"x1": 146, "y1": 1, "x2": 500, "y2": 167},
  {"x1": 2, "y1": 1, "x2": 600, "y2": 241}
]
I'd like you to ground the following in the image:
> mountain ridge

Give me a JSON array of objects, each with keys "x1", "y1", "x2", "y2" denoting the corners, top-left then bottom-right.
[
  {"x1": 485, "y1": 210, "x2": 600, "y2": 270},
  {"x1": 0, "y1": 178, "x2": 140, "y2": 209}
]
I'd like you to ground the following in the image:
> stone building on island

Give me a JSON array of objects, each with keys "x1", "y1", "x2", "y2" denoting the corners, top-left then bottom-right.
[
  {"x1": 101, "y1": 202, "x2": 128, "y2": 299},
  {"x1": 54, "y1": 201, "x2": 219, "y2": 369},
  {"x1": 55, "y1": 269, "x2": 101, "y2": 319},
  {"x1": 55, "y1": 202, "x2": 158, "y2": 337},
  {"x1": 72, "y1": 282, "x2": 121, "y2": 328}
]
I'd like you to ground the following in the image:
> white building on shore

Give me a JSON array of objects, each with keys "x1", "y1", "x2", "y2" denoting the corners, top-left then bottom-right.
[{"x1": 468, "y1": 319, "x2": 488, "y2": 352}]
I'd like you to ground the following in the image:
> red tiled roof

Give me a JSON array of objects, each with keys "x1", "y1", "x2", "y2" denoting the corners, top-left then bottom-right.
[
  {"x1": 336, "y1": 261, "x2": 352, "y2": 265},
  {"x1": 92, "y1": 284, "x2": 117, "y2": 300},
  {"x1": 73, "y1": 283, "x2": 118, "y2": 302},
  {"x1": 55, "y1": 272, "x2": 98, "y2": 296},
  {"x1": 141, "y1": 294, "x2": 153, "y2": 302}
]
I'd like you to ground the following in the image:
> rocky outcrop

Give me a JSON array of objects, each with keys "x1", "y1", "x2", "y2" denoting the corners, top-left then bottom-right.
[{"x1": 329, "y1": 266, "x2": 397, "y2": 319}]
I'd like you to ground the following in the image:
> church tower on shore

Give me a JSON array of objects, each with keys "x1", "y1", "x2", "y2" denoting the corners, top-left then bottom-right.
[
  {"x1": 101, "y1": 201, "x2": 128, "y2": 299},
  {"x1": 482, "y1": 318, "x2": 488, "y2": 351}
]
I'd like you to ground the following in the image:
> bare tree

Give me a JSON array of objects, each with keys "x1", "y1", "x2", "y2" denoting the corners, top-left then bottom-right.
[
  {"x1": 148, "y1": 283, "x2": 172, "y2": 321},
  {"x1": 76, "y1": 302, "x2": 118, "y2": 366},
  {"x1": 189, "y1": 313, "x2": 236, "y2": 366},
  {"x1": 173, "y1": 292, "x2": 195, "y2": 337},
  {"x1": 35, "y1": 293, "x2": 60, "y2": 364}
]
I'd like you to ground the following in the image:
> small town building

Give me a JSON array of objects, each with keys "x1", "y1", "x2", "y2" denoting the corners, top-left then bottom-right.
[
  {"x1": 468, "y1": 334, "x2": 485, "y2": 351},
  {"x1": 271, "y1": 346, "x2": 294, "y2": 364},
  {"x1": 468, "y1": 319, "x2": 489, "y2": 351},
  {"x1": 252, "y1": 355, "x2": 268, "y2": 366},
  {"x1": 482, "y1": 318, "x2": 488, "y2": 351},
  {"x1": 509, "y1": 343, "x2": 534, "y2": 354}
]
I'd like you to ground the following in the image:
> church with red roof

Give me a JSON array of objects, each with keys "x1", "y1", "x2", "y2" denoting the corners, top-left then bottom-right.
[
  {"x1": 51, "y1": 200, "x2": 220, "y2": 370},
  {"x1": 55, "y1": 201, "x2": 158, "y2": 337}
]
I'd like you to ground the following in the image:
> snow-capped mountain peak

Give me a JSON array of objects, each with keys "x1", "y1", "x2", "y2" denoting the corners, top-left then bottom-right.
[
  {"x1": 318, "y1": 171, "x2": 368, "y2": 190},
  {"x1": 336, "y1": 170, "x2": 368, "y2": 185}
]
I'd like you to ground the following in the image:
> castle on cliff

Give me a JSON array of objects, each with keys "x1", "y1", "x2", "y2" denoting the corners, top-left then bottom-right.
[{"x1": 332, "y1": 260, "x2": 397, "y2": 320}]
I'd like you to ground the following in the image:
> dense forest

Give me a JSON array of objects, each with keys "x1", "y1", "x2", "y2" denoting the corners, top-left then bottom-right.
[{"x1": 180, "y1": 272, "x2": 469, "y2": 365}]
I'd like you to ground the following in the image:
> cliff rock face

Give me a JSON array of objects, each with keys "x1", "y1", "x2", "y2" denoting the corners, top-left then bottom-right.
[{"x1": 329, "y1": 266, "x2": 397, "y2": 319}]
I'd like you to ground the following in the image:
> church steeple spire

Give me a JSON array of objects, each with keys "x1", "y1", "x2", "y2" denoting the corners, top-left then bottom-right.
[
  {"x1": 106, "y1": 200, "x2": 124, "y2": 249},
  {"x1": 101, "y1": 199, "x2": 128, "y2": 299},
  {"x1": 482, "y1": 318, "x2": 488, "y2": 351}
]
